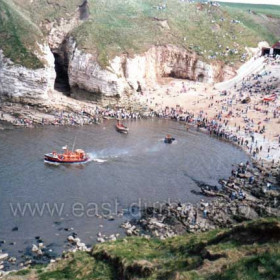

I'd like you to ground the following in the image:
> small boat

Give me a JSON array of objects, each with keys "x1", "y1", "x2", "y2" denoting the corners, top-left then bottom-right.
[
  {"x1": 44, "y1": 146, "x2": 89, "y2": 164},
  {"x1": 116, "y1": 121, "x2": 129, "y2": 134},
  {"x1": 164, "y1": 134, "x2": 175, "y2": 144}
]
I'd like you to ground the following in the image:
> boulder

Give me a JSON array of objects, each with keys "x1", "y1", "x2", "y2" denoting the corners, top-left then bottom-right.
[
  {"x1": 238, "y1": 205, "x2": 259, "y2": 220},
  {"x1": 0, "y1": 254, "x2": 8, "y2": 261}
]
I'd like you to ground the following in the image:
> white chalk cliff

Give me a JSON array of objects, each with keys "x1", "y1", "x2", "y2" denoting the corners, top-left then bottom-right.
[
  {"x1": 0, "y1": 36, "x2": 236, "y2": 105},
  {"x1": 67, "y1": 41, "x2": 236, "y2": 101},
  {"x1": 0, "y1": 44, "x2": 56, "y2": 101}
]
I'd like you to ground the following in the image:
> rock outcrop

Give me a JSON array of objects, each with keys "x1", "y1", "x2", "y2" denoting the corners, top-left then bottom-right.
[
  {"x1": 66, "y1": 42, "x2": 236, "y2": 104},
  {"x1": 67, "y1": 38, "x2": 129, "y2": 102},
  {"x1": 1, "y1": 19, "x2": 236, "y2": 107},
  {"x1": 0, "y1": 45, "x2": 55, "y2": 101}
]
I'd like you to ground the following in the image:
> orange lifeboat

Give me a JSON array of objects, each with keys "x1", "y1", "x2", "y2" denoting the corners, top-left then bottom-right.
[{"x1": 44, "y1": 146, "x2": 89, "y2": 164}]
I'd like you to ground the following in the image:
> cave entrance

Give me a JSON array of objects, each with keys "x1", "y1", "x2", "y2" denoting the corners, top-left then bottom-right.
[
  {"x1": 169, "y1": 71, "x2": 176, "y2": 78},
  {"x1": 261, "y1": 48, "x2": 270, "y2": 56},
  {"x1": 274, "y1": 48, "x2": 280, "y2": 56},
  {"x1": 197, "y1": 74, "x2": 205, "y2": 83},
  {"x1": 54, "y1": 53, "x2": 70, "y2": 95}
]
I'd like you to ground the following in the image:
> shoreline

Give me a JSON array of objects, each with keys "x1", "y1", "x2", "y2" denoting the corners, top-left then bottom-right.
[
  {"x1": 1, "y1": 159, "x2": 279, "y2": 277},
  {"x1": 120, "y1": 158, "x2": 279, "y2": 236},
  {"x1": 0, "y1": 57, "x2": 279, "y2": 277},
  {"x1": 1, "y1": 106, "x2": 278, "y2": 164},
  {"x1": 0, "y1": 130, "x2": 279, "y2": 277},
  {"x1": 1, "y1": 56, "x2": 279, "y2": 163}
]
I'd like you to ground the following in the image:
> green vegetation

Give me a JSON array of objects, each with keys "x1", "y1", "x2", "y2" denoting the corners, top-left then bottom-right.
[
  {"x1": 221, "y1": 2, "x2": 280, "y2": 47},
  {"x1": 72, "y1": 0, "x2": 280, "y2": 67},
  {"x1": 220, "y1": 2, "x2": 280, "y2": 19},
  {"x1": 209, "y1": 252, "x2": 280, "y2": 280},
  {"x1": 0, "y1": 0, "x2": 280, "y2": 69},
  {"x1": 0, "y1": 0, "x2": 44, "y2": 68},
  {"x1": 11, "y1": 0, "x2": 81, "y2": 27},
  {"x1": 38, "y1": 252, "x2": 115, "y2": 280},
  {"x1": 13, "y1": 269, "x2": 30, "y2": 276},
  {"x1": 5, "y1": 218, "x2": 279, "y2": 280}
]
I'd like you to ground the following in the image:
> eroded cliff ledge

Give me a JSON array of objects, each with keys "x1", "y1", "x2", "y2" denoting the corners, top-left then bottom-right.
[
  {"x1": 0, "y1": 38, "x2": 236, "y2": 107},
  {"x1": 65, "y1": 40, "x2": 236, "y2": 105},
  {"x1": 0, "y1": 45, "x2": 56, "y2": 102}
]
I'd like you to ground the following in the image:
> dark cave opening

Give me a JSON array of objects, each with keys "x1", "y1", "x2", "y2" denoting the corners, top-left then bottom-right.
[
  {"x1": 197, "y1": 74, "x2": 205, "y2": 83},
  {"x1": 53, "y1": 52, "x2": 70, "y2": 95},
  {"x1": 274, "y1": 49, "x2": 280, "y2": 56},
  {"x1": 169, "y1": 71, "x2": 177, "y2": 78}
]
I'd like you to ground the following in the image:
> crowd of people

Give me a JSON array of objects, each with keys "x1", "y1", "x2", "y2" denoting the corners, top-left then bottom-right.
[
  {"x1": 153, "y1": 56, "x2": 280, "y2": 162},
  {"x1": 2, "y1": 53, "x2": 279, "y2": 163},
  {"x1": 8, "y1": 106, "x2": 147, "y2": 128}
]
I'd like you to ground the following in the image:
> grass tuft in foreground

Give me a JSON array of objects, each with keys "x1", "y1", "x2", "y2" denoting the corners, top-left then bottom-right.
[{"x1": 5, "y1": 218, "x2": 279, "y2": 280}]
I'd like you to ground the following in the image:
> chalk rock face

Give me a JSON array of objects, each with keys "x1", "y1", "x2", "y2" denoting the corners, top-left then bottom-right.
[
  {"x1": 67, "y1": 39, "x2": 130, "y2": 99},
  {"x1": 67, "y1": 42, "x2": 235, "y2": 100},
  {"x1": 0, "y1": 38, "x2": 235, "y2": 103},
  {"x1": 48, "y1": 18, "x2": 80, "y2": 53},
  {"x1": 0, "y1": 45, "x2": 55, "y2": 100},
  {"x1": 123, "y1": 45, "x2": 235, "y2": 89}
]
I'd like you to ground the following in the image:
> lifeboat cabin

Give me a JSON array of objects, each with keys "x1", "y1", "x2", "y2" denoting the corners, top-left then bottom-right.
[{"x1": 44, "y1": 146, "x2": 89, "y2": 164}]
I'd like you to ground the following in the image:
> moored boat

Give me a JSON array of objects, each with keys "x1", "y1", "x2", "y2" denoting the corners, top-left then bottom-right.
[
  {"x1": 44, "y1": 146, "x2": 89, "y2": 164},
  {"x1": 164, "y1": 134, "x2": 175, "y2": 144},
  {"x1": 116, "y1": 121, "x2": 129, "y2": 134}
]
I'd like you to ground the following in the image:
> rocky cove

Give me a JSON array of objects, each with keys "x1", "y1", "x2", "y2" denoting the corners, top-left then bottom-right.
[
  {"x1": 0, "y1": 1, "x2": 238, "y2": 114},
  {"x1": 0, "y1": 37, "x2": 280, "y2": 279},
  {"x1": 0, "y1": 1, "x2": 280, "y2": 279},
  {"x1": 0, "y1": 25, "x2": 237, "y2": 131},
  {"x1": 0, "y1": 119, "x2": 279, "y2": 277},
  {"x1": 0, "y1": 120, "x2": 250, "y2": 273}
]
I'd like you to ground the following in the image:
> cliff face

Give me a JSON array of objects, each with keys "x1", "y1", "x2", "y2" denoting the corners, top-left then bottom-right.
[
  {"x1": 1, "y1": 0, "x2": 279, "y2": 107},
  {"x1": 67, "y1": 38, "x2": 129, "y2": 100},
  {"x1": 123, "y1": 45, "x2": 235, "y2": 88},
  {"x1": 0, "y1": 45, "x2": 55, "y2": 101},
  {"x1": 66, "y1": 42, "x2": 236, "y2": 104},
  {"x1": 0, "y1": 33, "x2": 236, "y2": 105}
]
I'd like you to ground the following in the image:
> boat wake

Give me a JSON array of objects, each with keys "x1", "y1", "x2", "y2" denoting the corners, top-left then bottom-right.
[
  {"x1": 92, "y1": 158, "x2": 107, "y2": 163},
  {"x1": 88, "y1": 148, "x2": 130, "y2": 163},
  {"x1": 44, "y1": 160, "x2": 60, "y2": 166},
  {"x1": 145, "y1": 142, "x2": 163, "y2": 153}
]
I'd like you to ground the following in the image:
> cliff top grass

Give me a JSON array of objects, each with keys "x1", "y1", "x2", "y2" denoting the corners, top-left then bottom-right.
[
  {"x1": 72, "y1": 0, "x2": 280, "y2": 67},
  {"x1": 1, "y1": 0, "x2": 280, "y2": 69},
  {"x1": 220, "y1": 2, "x2": 280, "y2": 19},
  {"x1": 6, "y1": 218, "x2": 280, "y2": 280},
  {"x1": 221, "y1": 2, "x2": 280, "y2": 46},
  {"x1": 0, "y1": 0, "x2": 44, "y2": 68}
]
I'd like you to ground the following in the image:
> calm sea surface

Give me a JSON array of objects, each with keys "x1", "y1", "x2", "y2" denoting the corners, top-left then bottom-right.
[{"x1": 0, "y1": 119, "x2": 249, "y2": 268}]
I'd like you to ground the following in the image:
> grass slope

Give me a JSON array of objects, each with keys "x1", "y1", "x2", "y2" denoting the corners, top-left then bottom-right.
[
  {"x1": 7, "y1": 218, "x2": 280, "y2": 280},
  {"x1": 10, "y1": 0, "x2": 81, "y2": 27},
  {"x1": 72, "y1": 0, "x2": 280, "y2": 67},
  {"x1": 0, "y1": 0, "x2": 44, "y2": 68},
  {"x1": 1, "y1": 1, "x2": 280, "y2": 69},
  {"x1": 220, "y1": 2, "x2": 280, "y2": 19},
  {"x1": 221, "y1": 2, "x2": 280, "y2": 46}
]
